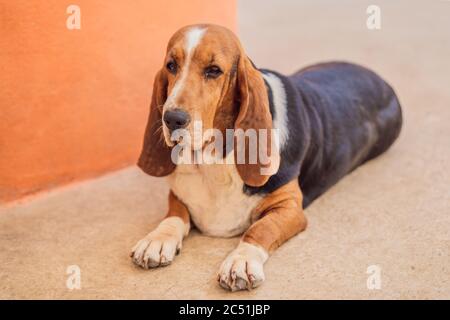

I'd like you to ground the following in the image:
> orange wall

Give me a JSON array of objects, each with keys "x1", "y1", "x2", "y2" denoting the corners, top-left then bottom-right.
[{"x1": 0, "y1": 0, "x2": 236, "y2": 203}]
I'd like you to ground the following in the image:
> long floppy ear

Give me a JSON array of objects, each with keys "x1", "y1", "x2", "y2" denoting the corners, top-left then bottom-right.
[
  {"x1": 234, "y1": 56, "x2": 280, "y2": 186},
  {"x1": 137, "y1": 69, "x2": 176, "y2": 176}
]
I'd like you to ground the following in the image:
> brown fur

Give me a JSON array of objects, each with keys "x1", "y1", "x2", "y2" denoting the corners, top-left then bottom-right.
[
  {"x1": 233, "y1": 54, "x2": 277, "y2": 186},
  {"x1": 138, "y1": 70, "x2": 174, "y2": 176},
  {"x1": 167, "y1": 191, "x2": 190, "y2": 225},
  {"x1": 243, "y1": 179, "x2": 307, "y2": 253}
]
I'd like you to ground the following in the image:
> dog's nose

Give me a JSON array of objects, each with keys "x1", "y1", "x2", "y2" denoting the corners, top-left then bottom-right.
[{"x1": 163, "y1": 109, "x2": 191, "y2": 131}]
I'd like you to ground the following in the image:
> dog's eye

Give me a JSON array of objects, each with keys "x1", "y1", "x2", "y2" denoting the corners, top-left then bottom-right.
[
  {"x1": 166, "y1": 61, "x2": 177, "y2": 74},
  {"x1": 204, "y1": 65, "x2": 222, "y2": 79}
]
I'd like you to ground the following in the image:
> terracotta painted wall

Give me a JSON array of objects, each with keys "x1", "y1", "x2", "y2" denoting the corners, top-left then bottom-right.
[{"x1": 0, "y1": 0, "x2": 236, "y2": 203}]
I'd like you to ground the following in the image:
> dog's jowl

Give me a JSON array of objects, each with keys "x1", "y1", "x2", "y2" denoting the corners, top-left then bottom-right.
[{"x1": 130, "y1": 24, "x2": 402, "y2": 291}]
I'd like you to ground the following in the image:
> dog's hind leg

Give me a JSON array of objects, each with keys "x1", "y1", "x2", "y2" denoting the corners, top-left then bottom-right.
[{"x1": 365, "y1": 94, "x2": 403, "y2": 162}]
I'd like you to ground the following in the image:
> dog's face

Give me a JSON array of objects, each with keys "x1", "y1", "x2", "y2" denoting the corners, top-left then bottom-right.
[
  {"x1": 161, "y1": 25, "x2": 241, "y2": 148},
  {"x1": 138, "y1": 24, "x2": 278, "y2": 187}
]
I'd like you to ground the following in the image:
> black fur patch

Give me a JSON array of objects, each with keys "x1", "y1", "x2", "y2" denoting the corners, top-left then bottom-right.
[{"x1": 244, "y1": 62, "x2": 402, "y2": 208}]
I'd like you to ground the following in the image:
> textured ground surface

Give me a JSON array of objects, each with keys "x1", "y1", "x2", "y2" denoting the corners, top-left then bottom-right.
[{"x1": 1, "y1": 0, "x2": 449, "y2": 299}]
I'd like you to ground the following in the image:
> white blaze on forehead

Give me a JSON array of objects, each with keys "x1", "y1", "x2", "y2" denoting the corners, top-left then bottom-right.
[
  {"x1": 185, "y1": 27, "x2": 207, "y2": 52},
  {"x1": 167, "y1": 27, "x2": 207, "y2": 104}
]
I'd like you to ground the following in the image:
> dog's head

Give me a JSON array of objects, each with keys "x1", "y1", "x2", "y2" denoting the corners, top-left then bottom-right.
[{"x1": 138, "y1": 24, "x2": 279, "y2": 186}]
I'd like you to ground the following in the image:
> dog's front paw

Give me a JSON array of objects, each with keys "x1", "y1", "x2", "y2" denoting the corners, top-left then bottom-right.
[
  {"x1": 130, "y1": 217, "x2": 185, "y2": 269},
  {"x1": 217, "y1": 242, "x2": 269, "y2": 291}
]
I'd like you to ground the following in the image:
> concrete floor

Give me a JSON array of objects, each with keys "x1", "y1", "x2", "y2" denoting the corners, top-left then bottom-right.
[{"x1": 1, "y1": 0, "x2": 449, "y2": 299}]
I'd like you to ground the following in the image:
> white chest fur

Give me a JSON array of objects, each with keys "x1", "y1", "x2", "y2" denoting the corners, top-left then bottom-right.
[{"x1": 167, "y1": 156, "x2": 262, "y2": 238}]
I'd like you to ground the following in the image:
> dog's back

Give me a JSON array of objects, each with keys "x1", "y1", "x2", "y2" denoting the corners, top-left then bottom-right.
[{"x1": 290, "y1": 62, "x2": 403, "y2": 207}]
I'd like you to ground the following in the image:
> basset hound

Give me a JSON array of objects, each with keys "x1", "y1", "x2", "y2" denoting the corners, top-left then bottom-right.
[{"x1": 130, "y1": 24, "x2": 402, "y2": 291}]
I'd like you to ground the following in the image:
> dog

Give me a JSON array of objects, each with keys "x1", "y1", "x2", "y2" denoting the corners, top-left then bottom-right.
[{"x1": 130, "y1": 24, "x2": 402, "y2": 291}]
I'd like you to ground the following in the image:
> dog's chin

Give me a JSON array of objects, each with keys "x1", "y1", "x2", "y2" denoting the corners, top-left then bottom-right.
[{"x1": 164, "y1": 133, "x2": 212, "y2": 152}]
